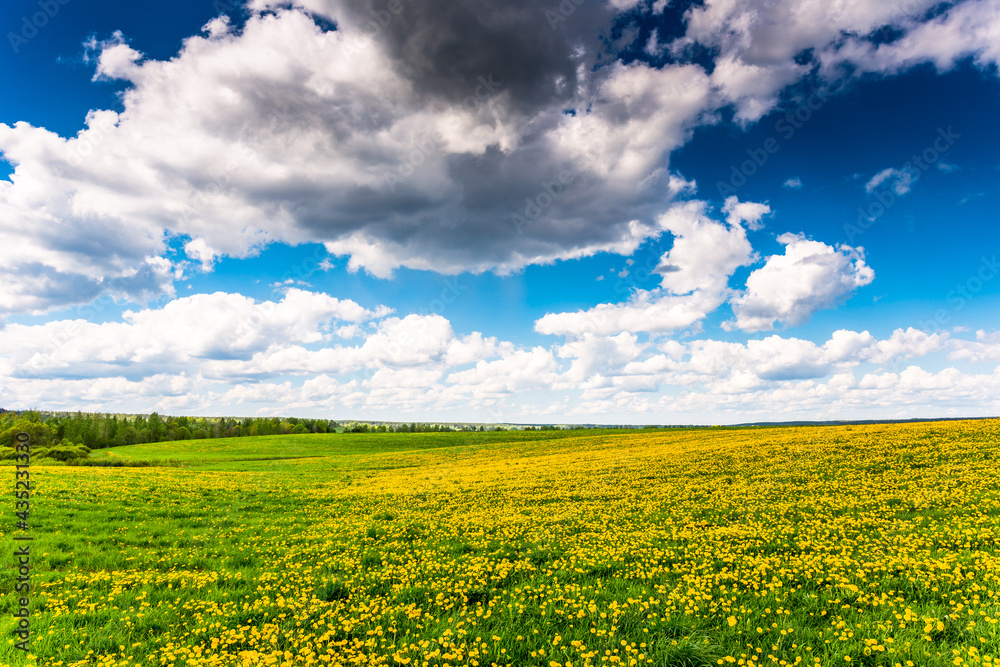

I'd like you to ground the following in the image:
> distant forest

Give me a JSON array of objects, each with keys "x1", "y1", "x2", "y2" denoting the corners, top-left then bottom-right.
[{"x1": 0, "y1": 408, "x2": 551, "y2": 451}]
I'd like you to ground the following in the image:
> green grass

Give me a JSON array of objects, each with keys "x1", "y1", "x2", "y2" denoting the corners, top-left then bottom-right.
[
  {"x1": 87, "y1": 428, "x2": 641, "y2": 466},
  {"x1": 2, "y1": 420, "x2": 999, "y2": 667}
]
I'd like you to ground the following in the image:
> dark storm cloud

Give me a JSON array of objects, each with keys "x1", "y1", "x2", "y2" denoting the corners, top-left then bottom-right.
[
  {"x1": 3, "y1": 0, "x2": 717, "y2": 308},
  {"x1": 330, "y1": 0, "x2": 617, "y2": 115}
]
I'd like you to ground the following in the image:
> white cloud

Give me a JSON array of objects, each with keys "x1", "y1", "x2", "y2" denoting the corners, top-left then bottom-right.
[
  {"x1": 1, "y1": 288, "x2": 997, "y2": 421},
  {"x1": 722, "y1": 195, "x2": 770, "y2": 231},
  {"x1": 672, "y1": 0, "x2": 942, "y2": 120},
  {"x1": 557, "y1": 332, "x2": 645, "y2": 382},
  {"x1": 549, "y1": 61, "x2": 714, "y2": 183},
  {"x1": 865, "y1": 167, "x2": 917, "y2": 195},
  {"x1": 92, "y1": 32, "x2": 143, "y2": 81},
  {"x1": 782, "y1": 177, "x2": 802, "y2": 189},
  {"x1": 821, "y1": 0, "x2": 1000, "y2": 77},
  {"x1": 535, "y1": 199, "x2": 759, "y2": 337},
  {"x1": 353, "y1": 315, "x2": 457, "y2": 368},
  {"x1": 534, "y1": 288, "x2": 725, "y2": 338},
  {"x1": 822, "y1": 329, "x2": 878, "y2": 363},
  {"x1": 708, "y1": 53, "x2": 807, "y2": 123},
  {"x1": 654, "y1": 200, "x2": 758, "y2": 294},
  {"x1": 870, "y1": 327, "x2": 948, "y2": 364},
  {"x1": 728, "y1": 234, "x2": 875, "y2": 331},
  {"x1": 685, "y1": 336, "x2": 830, "y2": 382},
  {"x1": 0, "y1": 289, "x2": 389, "y2": 380},
  {"x1": 679, "y1": 0, "x2": 940, "y2": 60},
  {"x1": 446, "y1": 347, "x2": 560, "y2": 395},
  {"x1": 644, "y1": 28, "x2": 662, "y2": 56},
  {"x1": 184, "y1": 238, "x2": 219, "y2": 271},
  {"x1": 660, "y1": 0, "x2": 1000, "y2": 135},
  {"x1": 0, "y1": 4, "x2": 718, "y2": 315},
  {"x1": 334, "y1": 324, "x2": 361, "y2": 339},
  {"x1": 950, "y1": 329, "x2": 1000, "y2": 363},
  {"x1": 0, "y1": 0, "x2": 995, "y2": 321}
]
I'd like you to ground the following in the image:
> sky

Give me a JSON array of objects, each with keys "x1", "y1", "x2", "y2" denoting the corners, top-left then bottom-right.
[{"x1": 1, "y1": 0, "x2": 999, "y2": 424}]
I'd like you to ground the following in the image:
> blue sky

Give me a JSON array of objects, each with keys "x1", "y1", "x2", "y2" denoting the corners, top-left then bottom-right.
[{"x1": 2, "y1": 0, "x2": 999, "y2": 423}]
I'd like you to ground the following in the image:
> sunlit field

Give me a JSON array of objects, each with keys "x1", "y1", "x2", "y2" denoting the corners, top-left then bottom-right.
[{"x1": 3, "y1": 420, "x2": 1000, "y2": 667}]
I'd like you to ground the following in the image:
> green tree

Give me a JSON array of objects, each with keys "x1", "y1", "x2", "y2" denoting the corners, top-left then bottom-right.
[
  {"x1": 148, "y1": 412, "x2": 166, "y2": 441},
  {"x1": 116, "y1": 425, "x2": 139, "y2": 447},
  {"x1": 0, "y1": 419, "x2": 55, "y2": 448}
]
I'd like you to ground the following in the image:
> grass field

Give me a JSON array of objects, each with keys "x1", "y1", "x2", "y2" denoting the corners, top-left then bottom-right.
[{"x1": 2, "y1": 420, "x2": 1000, "y2": 666}]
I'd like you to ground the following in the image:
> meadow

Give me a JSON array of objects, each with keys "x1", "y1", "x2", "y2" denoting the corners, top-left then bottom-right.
[{"x1": 2, "y1": 420, "x2": 1000, "y2": 667}]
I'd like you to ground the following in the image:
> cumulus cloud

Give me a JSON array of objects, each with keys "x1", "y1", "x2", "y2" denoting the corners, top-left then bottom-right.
[
  {"x1": 949, "y1": 329, "x2": 1000, "y2": 363},
  {"x1": 184, "y1": 238, "x2": 219, "y2": 271},
  {"x1": 708, "y1": 54, "x2": 807, "y2": 124},
  {"x1": 0, "y1": 286, "x2": 995, "y2": 420},
  {"x1": 272, "y1": 0, "x2": 616, "y2": 115},
  {"x1": 535, "y1": 199, "x2": 760, "y2": 337},
  {"x1": 0, "y1": 2, "x2": 720, "y2": 315},
  {"x1": 1, "y1": 0, "x2": 997, "y2": 320},
  {"x1": 90, "y1": 32, "x2": 143, "y2": 81},
  {"x1": 820, "y1": 0, "x2": 1000, "y2": 77},
  {"x1": 557, "y1": 332, "x2": 646, "y2": 383},
  {"x1": 728, "y1": 234, "x2": 875, "y2": 331},
  {"x1": 555, "y1": 327, "x2": 997, "y2": 421},
  {"x1": 447, "y1": 347, "x2": 560, "y2": 396},
  {"x1": 670, "y1": 0, "x2": 943, "y2": 120},
  {"x1": 620, "y1": 327, "x2": 947, "y2": 393},
  {"x1": 722, "y1": 195, "x2": 770, "y2": 231},
  {"x1": 0, "y1": 289, "x2": 390, "y2": 380}
]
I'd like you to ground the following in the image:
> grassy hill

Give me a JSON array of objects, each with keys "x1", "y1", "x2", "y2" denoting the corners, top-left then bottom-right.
[
  {"x1": 86, "y1": 428, "x2": 653, "y2": 468},
  {"x1": 2, "y1": 420, "x2": 999, "y2": 666}
]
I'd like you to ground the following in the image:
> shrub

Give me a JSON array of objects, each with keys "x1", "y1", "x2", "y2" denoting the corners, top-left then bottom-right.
[{"x1": 37, "y1": 442, "x2": 91, "y2": 462}]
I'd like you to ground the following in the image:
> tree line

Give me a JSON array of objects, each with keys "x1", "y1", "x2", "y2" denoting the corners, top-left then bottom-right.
[
  {"x1": 0, "y1": 410, "x2": 345, "y2": 450},
  {"x1": 0, "y1": 410, "x2": 560, "y2": 451}
]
